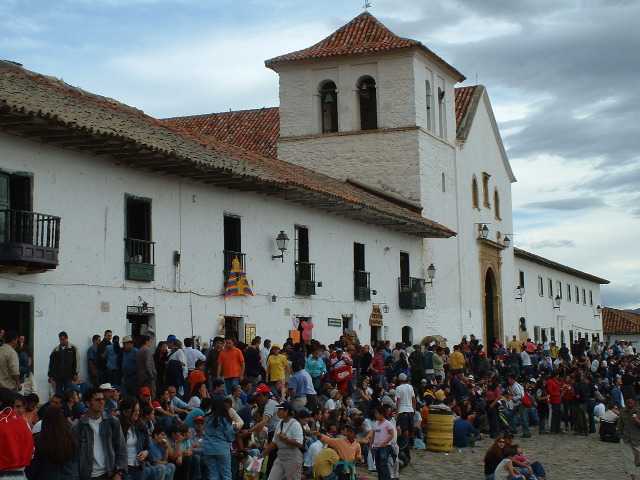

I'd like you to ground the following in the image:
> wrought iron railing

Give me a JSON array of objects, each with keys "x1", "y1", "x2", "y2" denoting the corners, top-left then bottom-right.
[
  {"x1": 354, "y1": 270, "x2": 371, "y2": 301},
  {"x1": 125, "y1": 238, "x2": 155, "y2": 265},
  {"x1": 398, "y1": 276, "x2": 426, "y2": 309},
  {"x1": 295, "y1": 261, "x2": 316, "y2": 296},
  {"x1": 0, "y1": 209, "x2": 60, "y2": 248}
]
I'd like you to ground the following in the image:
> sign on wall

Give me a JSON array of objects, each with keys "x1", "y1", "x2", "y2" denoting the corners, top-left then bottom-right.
[
  {"x1": 328, "y1": 318, "x2": 342, "y2": 327},
  {"x1": 369, "y1": 305, "x2": 383, "y2": 327}
]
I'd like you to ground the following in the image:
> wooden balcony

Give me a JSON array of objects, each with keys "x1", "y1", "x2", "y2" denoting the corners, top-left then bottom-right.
[
  {"x1": 295, "y1": 261, "x2": 316, "y2": 296},
  {"x1": 125, "y1": 238, "x2": 155, "y2": 281},
  {"x1": 0, "y1": 209, "x2": 60, "y2": 272},
  {"x1": 354, "y1": 270, "x2": 371, "y2": 301},
  {"x1": 399, "y1": 276, "x2": 426, "y2": 309}
]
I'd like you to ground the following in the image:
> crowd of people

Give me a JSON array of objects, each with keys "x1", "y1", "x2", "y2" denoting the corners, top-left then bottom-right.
[{"x1": 1, "y1": 327, "x2": 640, "y2": 480}]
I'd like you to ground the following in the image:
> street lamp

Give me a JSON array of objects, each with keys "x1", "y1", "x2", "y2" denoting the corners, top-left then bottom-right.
[
  {"x1": 503, "y1": 236, "x2": 511, "y2": 248},
  {"x1": 515, "y1": 286, "x2": 525, "y2": 301},
  {"x1": 271, "y1": 230, "x2": 290, "y2": 262},
  {"x1": 426, "y1": 263, "x2": 436, "y2": 285},
  {"x1": 594, "y1": 304, "x2": 603, "y2": 318},
  {"x1": 553, "y1": 294, "x2": 561, "y2": 310}
]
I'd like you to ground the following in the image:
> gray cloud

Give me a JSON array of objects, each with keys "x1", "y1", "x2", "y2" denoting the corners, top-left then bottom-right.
[
  {"x1": 602, "y1": 284, "x2": 640, "y2": 310},
  {"x1": 383, "y1": 1, "x2": 640, "y2": 169},
  {"x1": 526, "y1": 239, "x2": 576, "y2": 249},
  {"x1": 521, "y1": 197, "x2": 606, "y2": 211}
]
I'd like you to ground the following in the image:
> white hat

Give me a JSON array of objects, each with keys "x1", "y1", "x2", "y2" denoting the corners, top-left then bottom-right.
[{"x1": 99, "y1": 383, "x2": 115, "y2": 390}]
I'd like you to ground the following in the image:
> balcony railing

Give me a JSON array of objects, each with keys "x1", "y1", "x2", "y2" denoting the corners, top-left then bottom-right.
[
  {"x1": 354, "y1": 270, "x2": 371, "y2": 301},
  {"x1": 0, "y1": 209, "x2": 60, "y2": 271},
  {"x1": 295, "y1": 261, "x2": 316, "y2": 296},
  {"x1": 398, "y1": 276, "x2": 426, "y2": 309},
  {"x1": 125, "y1": 238, "x2": 155, "y2": 281},
  {"x1": 223, "y1": 250, "x2": 246, "y2": 284}
]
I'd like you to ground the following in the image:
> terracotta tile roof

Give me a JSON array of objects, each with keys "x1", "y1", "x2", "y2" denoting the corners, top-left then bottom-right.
[
  {"x1": 164, "y1": 86, "x2": 481, "y2": 158},
  {"x1": 163, "y1": 107, "x2": 279, "y2": 159},
  {"x1": 603, "y1": 307, "x2": 640, "y2": 335},
  {"x1": 455, "y1": 86, "x2": 477, "y2": 129},
  {"x1": 265, "y1": 12, "x2": 465, "y2": 81},
  {"x1": 514, "y1": 247, "x2": 610, "y2": 285},
  {"x1": 0, "y1": 60, "x2": 455, "y2": 239}
]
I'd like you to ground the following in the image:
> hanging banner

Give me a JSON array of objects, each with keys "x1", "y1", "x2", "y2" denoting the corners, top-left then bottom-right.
[
  {"x1": 224, "y1": 257, "x2": 254, "y2": 297},
  {"x1": 369, "y1": 304, "x2": 383, "y2": 327}
]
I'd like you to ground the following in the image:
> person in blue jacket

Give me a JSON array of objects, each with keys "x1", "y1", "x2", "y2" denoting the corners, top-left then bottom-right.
[{"x1": 201, "y1": 396, "x2": 236, "y2": 480}]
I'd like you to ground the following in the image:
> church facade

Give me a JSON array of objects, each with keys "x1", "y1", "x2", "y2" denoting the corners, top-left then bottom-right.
[{"x1": 0, "y1": 12, "x2": 608, "y2": 393}]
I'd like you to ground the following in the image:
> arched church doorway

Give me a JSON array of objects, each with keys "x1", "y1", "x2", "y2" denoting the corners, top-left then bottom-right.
[
  {"x1": 402, "y1": 326, "x2": 413, "y2": 346},
  {"x1": 485, "y1": 268, "x2": 498, "y2": 353}
]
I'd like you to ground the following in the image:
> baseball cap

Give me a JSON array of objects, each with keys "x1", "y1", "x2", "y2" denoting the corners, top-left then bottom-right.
[
  {"x1": 277, "y1": 401, "x2": 294, "y2": 412},
  {"x1": 398, "y1": 373, "x2": 408, "y2": 381},
  {"x1": 167, "y1": 334, "x2": 177, "y2": 343},
  {"x1": 122, "y1": 335, "x2": 133, "y2": 343},
  {"x1": 255, "y1": 384, "x2": 272, "y2": 395}
]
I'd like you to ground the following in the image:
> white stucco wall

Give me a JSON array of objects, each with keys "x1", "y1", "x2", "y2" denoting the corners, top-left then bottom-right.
[
  {"x1": 0, "y1": 132, "x2": 431, "y2": 395},
  {"x1": 278, "y1": 129, "x2": 422, "y2": 202},
  {"x1": 454, "y1": 93, "x2": 516, "y2": 346},
  {"x1": 513, "y1": 256, "x2": 603, "y2": 346}
]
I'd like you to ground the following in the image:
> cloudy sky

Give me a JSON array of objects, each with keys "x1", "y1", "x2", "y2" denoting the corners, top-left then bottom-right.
[{"x1": 2, "y1": 0, "x2": 638, "y2": 309}]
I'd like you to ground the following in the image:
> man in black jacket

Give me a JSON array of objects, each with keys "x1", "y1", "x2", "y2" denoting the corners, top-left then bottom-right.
[
  {"x1": 48, "y1": 331, "x2": 78, "y2": 395},
  {"x1": 73, "y1": 387, "x2": 127, "y2": 480}
]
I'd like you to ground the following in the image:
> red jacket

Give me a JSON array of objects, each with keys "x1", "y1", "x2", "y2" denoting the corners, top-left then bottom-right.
[
  {"x1": 0, "y1": 407, "x2": 33, "y2": 471},
  {"x1": 546, "y1": 377, "x2": 562, "y2": 405}
]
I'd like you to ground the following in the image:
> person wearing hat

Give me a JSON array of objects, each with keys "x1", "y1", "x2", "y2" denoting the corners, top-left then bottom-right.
[
  {"x1": 265, "y1": 402, "x2": 304, "y2": 480},
  {"x1": 120, "y1": 336, "x2": 138, "y2": 398},
  {"x1": 249, "y1": 383, "x2": 280, "y2": 437}
]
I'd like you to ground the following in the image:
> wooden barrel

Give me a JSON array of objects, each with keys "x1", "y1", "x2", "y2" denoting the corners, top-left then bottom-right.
[{"x1": 426, "y1": 412, "x2": 453, "y2": 452}]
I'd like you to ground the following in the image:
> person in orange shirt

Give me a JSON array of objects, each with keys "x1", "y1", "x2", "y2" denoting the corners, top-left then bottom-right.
[
  {"x1": 217, "y1": 338, "x2": 245, "y2": 395},
  {"x1": 187, "y1": 359, "x2": 207, "y2": 397},
  {"x1": 315, "y1": 424, "x2": 362, "y2": 465}
]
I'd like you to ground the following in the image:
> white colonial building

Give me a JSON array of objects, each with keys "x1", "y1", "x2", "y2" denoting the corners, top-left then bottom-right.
[{"x1": 0, "y1": 12, "x2": 608, "y2": 392}]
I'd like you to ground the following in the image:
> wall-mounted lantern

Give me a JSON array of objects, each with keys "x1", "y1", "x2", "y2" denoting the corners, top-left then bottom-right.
[
  {"x1": 553, "y1": 294, "x2": 561, "y2": 310},
  {"x1": 426, "y1": 263, "x2": 436, "y2": 285},
  {"x1": 503, "y1": 236, "x2": 511, "y2": 248},
  {"x1": 515, "y1": 286, "x2": 525, "y2": 301},
  {"x1": 594, "y1": 304, "x2": 603, "y2": 318},
  {"x1": 271, "y1": 231, "x2": 290, "y2": 262}
]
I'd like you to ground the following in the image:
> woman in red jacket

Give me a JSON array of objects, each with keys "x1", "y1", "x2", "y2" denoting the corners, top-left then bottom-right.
[{"x1": 545, "y1": 372, "x2": 562, "y2": 434}]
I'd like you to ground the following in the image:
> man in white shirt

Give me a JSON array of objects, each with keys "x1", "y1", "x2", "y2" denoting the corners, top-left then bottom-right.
[
  {"x1": 261, "y1": 339, "x2": 272, "y2": 370},
  {"x1": 508, "y1": 375, "x2": 531, "y2": 438},
  {"x1": 268, "y1": 402, "x2": 304, "y2": 480},
  {"x1": 183, "y1": 337, "x2": 206, "y2": 371},
  {"x1": 395, "y1": 373, "x2": 416, "y2": 441}
]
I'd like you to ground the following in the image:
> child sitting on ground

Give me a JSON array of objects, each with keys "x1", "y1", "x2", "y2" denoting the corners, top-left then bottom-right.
[{"x1": 512, "y1": 445, "x2": 546, "y2": 480}]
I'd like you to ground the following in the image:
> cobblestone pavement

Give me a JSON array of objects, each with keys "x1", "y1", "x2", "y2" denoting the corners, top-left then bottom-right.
[{"x1": 395, "y1": 431, "x2": 626, "y2": 479}]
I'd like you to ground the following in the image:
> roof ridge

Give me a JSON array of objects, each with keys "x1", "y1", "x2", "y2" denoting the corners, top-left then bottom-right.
[{"x1": 162, "y1": 106, "x2": 278, "y2": 121}]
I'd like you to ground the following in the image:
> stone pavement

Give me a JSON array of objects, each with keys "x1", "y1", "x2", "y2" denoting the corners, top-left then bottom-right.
[{"x1": 396, "y1": 431, "x2": 626, "y2": 479}]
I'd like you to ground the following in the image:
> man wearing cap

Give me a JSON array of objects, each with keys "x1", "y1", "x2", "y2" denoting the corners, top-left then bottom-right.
[
  {"x1": 120, "y1": 336, "x2": 138, "y2": 397},
  {"x1": 267, "y1": 402, "x2": 304, "y2": 480},
  {"x1": 250, "y1": 384, "x2": 280, "y2": 436},
  {"x1": 48, "y1": 331, "x2": 79, "y2": 396},
  {"x1": 136, "y1": 335, "x2": 156, "y2": 398}
]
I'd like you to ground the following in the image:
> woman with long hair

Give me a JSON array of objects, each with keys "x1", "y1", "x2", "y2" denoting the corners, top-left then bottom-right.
[
  {"x1": 119, "y1": 397, "x2": 164, "y2": 480},
  {"x1": 29, "y1": 407, "x2": 76, "y2": 479},
  {"x1": 201, "y1": 397, "x2": 236, "y2": 480},
  {"x1": 154, "y1": 341, "x2": 169, "y2": 395},
  {"x1": 484, "y1": 436, "x2": 506, "y2": 479}
]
